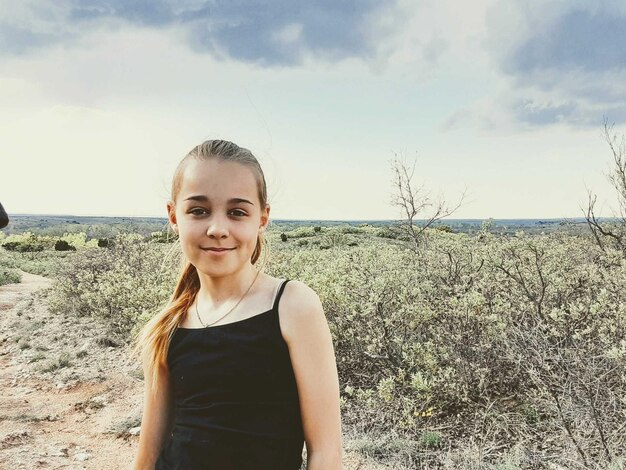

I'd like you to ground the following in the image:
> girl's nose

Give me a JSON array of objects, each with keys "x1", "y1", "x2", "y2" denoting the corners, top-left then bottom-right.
[{"x1": 206, "y1": 217, "x2": 229, "y2": 238}]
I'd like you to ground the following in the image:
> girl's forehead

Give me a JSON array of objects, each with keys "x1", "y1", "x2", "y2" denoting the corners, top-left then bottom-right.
[{"x1": 179, "y1": 159, "x2": 258, "y2": 200}]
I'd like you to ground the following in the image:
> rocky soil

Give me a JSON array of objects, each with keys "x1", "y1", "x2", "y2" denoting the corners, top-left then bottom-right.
[{"x1": 0, "y1": 271, "x2": 143, "y2": 469}]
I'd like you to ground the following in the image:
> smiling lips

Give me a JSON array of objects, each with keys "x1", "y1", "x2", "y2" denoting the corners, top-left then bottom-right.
[{"x1": 204, "y1": 247, "x2": 235, "y2": 251}]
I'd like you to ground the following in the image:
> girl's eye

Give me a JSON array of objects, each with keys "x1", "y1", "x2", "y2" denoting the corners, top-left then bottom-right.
[{"x1": 188, "y1": 208, "x2": 247, "y2": 217}]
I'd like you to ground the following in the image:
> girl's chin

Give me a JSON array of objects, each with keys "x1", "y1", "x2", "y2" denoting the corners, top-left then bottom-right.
[
  {"x1": 195, "y1": 266, "x2": 236, "y2": 278},
  {"x1": 192, "y1": 256, "x2": 253, "y2": 273}
]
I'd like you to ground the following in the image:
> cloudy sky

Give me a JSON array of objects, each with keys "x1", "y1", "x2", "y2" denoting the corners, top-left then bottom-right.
[{"x1": 2, "y1": 0, "x2": 626, "y2": 220}]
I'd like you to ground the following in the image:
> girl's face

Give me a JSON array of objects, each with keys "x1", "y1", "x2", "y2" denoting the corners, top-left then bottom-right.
[{"x1": 167, "y1": 159, "x2": 269, "y2": 278}]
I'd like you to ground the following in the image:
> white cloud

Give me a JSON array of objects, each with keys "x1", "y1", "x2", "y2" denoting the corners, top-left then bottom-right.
[
  {"x1": 1, "y1": 1, "x2": 623, "y2": 220},
  {"x1": 482, "y1": 0, "x2": 626, "y2": 126}
]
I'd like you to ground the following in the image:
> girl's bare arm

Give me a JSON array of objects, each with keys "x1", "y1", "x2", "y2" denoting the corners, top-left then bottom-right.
[
  {"x1": 133, "y1": 361, "x2": 174, "y2": 470},
  {"x1": 281, "y1": 281, "x2": 343, "y2": 470}
]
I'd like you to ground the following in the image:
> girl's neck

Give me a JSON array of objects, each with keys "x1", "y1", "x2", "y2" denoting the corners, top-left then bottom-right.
[{"x1": 196, "y1": 265, "x2": 260, "y2": 307}]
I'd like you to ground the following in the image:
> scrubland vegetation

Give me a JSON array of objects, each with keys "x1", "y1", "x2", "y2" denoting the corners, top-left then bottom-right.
[{"x1": 3, "y1": 219, "x2": 626, "y2": 469}]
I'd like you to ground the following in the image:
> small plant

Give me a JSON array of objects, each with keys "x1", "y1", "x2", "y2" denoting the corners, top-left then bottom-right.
[
  {"x1": 0, "y1": 266, "x2": 22, "y2": 286},
  {"x1": 10, "y1": 413, "x2": 48, "y2": 422},
  {"x1": 27, "y1": 352, "x2": 46, "y2": 364},
  {"x1": 95, "y1": 336, "x2": 119, "y2": 348},
  {"x1": 149, "y1": 231, "x2": 174, "y2": 243},
  {"x1": 321, "y1": 231, "x2": 346, "y2": 247},
  {"x1": 420, "y1": 431, "x2": 442, "y2": 449},
  {"x1": 54, "y1": 240, "x2": 76, "y2": 251},
  {"x1": 280, "y1": 233, "x2": 288, "y2": 242},
  {"x1": 434, "y1": 224, "x2": 454, "y2": 233},
  {"x1": 375, "y1": 227, "x2": 398, "y2": 239},
  {"x1": 338, "y1": 225, "x2": 361, "y2": 234},
  {"x1": 98, "y1": 238, "x2": 111, "y2": 248},
  {"x1": 39, "y1": 352, "x2": 72, "y2": 373},
  {"x1": 521, "y1": 404, "x2": 540, "y2": 425},
  {"x1": 25, "y1": 321, "x2": 44, "y2": 333}
]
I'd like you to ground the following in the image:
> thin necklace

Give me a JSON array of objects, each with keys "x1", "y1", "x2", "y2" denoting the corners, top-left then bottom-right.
[{"x1": 195, "y1": 269, "x2": 261, "y2": 328}]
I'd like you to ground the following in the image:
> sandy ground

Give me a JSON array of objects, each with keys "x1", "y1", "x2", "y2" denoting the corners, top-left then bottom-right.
[
  {"x1": 0, "y1": 272, "x2": 382, "y2": 470},
  {"x1": 0, "y1": 271, "x2": 143, "y2": 469}
]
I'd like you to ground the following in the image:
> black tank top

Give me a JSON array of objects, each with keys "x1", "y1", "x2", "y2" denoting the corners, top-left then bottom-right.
[{"x1": 166, "y1": 278, "x2": 304, "y2": 467}]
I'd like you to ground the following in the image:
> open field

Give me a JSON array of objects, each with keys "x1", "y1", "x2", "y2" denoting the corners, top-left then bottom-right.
[{"x1": 2, "y1": 221, "x2": 626, "y2": 469}]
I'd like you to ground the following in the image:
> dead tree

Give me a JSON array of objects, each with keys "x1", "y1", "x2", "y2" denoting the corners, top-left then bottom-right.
[
  {"x1": 390, "y1": 153, "x2": 465, "y2": 253},
  {"x1": 584, "y1": 118, "x2": 626, "y2": 254}
]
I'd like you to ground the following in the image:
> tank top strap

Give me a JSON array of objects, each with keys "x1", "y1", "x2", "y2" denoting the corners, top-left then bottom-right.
[{"x1": 272, "y1": 278, "x2": 290, "y2": 312}]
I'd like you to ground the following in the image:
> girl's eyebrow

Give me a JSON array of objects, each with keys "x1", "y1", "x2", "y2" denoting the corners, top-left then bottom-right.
[{"x1": 184, "y1": 195, "x2": 254, "y2": 205}]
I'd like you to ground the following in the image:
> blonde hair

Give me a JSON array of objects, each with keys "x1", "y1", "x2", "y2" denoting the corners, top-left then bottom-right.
[{"x1": 131, "y1": 140, "x2": 270, "y2": 394}]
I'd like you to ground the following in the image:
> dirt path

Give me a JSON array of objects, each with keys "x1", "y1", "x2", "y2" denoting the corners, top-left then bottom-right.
[{"x1": 0, "y1": 272, "x2": 143, "y2": 469}]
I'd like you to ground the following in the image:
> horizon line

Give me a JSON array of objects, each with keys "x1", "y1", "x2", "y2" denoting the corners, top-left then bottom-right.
[{"x1": 5, "y1": 213, "x2": 615, "y2": 222}]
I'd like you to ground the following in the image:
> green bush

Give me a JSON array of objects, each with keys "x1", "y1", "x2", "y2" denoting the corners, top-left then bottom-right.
[
  {"x1": 58, "y1": 232, "x2": 96, "y2": 249},
  {"x1": 54, "y1": 240, "x2": 76, "y2": 251},
  {"x1": 375, "y1": 227, "x2": 400, "y2": 239},
  {"x1": 150, "y1": 231, "x2": 175, "y2": 243},
  {"x1": 338, "y1": 225, "x2": 362, "y2": 235},
  {"x1": 46, "y1": 233, "x2": 178, "y2": 337},
  {"x1": 98, "y1": 238, "x2": 112, "y2": 248},
  {"x1": 420, "y1": 431, "x2": 442, "y2": 449},
  {"x1": 320, "y1": 230, "x2": 348, "y2": 247},
  {"x1": 0, "y1": 246, "x2": 71, "y2": 278},
  {"x1": 433, "y1": 224, "x2": 454, "y2": 233},
  {"x1": 0, "y1": 266, "x2": 21, "y2": 285},
  {"x1": 283, "y1": 227, "x2": 317, "y2": 239},
  {"x1": 2, "y1": 232, "x2": 45, "y2": 252},
  {"x1": 267, "y1": 231, "x2": 626, "y2": 465},
  {"x1": 42, "y1": 226, "x2": 626, "y2": 466}
]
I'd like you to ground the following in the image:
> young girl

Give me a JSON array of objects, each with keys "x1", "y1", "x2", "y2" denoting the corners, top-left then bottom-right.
[{"x1": 132, "y1": 140, "x2": 343, "y2": 470}]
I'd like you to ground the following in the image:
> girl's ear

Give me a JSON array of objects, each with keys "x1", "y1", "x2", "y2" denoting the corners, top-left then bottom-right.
[
  {"x1": 167, "y1": 202, "x2": 178, "y2": 234},
  {"x1": 260, "y1": 204, "x2": 270, "y2": 230}
]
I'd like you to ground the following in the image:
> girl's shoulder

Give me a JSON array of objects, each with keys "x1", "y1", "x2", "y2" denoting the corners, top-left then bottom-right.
[
  {"x1": 281, "y1": 278, "x2": 319, "y2": 301},
  {"x1": 277, "y1": 279, "x2": 325, "y2": 346}
]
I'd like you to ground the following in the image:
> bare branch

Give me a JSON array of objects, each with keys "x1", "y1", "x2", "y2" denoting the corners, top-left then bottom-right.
[
  {"x1": 390, "y1": 152, "x2": 465, "y2": 251},
  {"x1": 583, "y1": 119, "x2": 626, "y2": 254}
]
